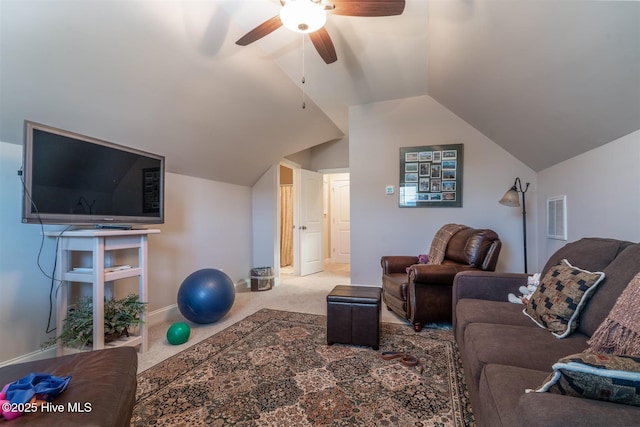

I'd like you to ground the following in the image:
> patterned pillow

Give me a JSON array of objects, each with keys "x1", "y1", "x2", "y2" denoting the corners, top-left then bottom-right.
[
  {"x1": 523, "y1": 259, "x2": 605, "y2": 338},
  {"x1": 529, "y1": 352, "x2": 640, "y2": 407}
]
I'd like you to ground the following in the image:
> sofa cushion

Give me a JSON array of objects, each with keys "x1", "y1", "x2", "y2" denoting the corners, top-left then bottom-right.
[
  {"x1": 532, "y1": 352, "x2": 640, "y2": 407},
  {"x1": 479, "y1": 363, "x2": 640, "y2": 427},
  {"x1": 579, "y1": 243, "x2": 640, "y2": 337},
  {"x1": 541, "y1": 238, "x2": 633, "y2": 279},
  {"x1": 479, "y1": 364, "x2": 549, "y2": 427},
  {"x1": 462, "y1": 323, "x2": 589, "y2": 394},
  {"x1": 524, "y1": 259, "x2": 605, "y2": 338},
  {"x1": 455, "y1": 299, "x2": 537, "y2": 349},
  {"x1": 515, "y1": 383, "x2": 640, "y2": 427}
]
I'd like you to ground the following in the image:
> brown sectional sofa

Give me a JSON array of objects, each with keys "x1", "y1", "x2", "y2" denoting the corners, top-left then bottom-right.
[{"x1": 453, "y1": 238, "x2": 640, "y2": 427}]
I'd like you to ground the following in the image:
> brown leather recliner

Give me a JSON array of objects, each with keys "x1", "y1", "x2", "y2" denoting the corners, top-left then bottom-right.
[{"x1": 381, "y1": 226, "x2": 501, "y2": 331}]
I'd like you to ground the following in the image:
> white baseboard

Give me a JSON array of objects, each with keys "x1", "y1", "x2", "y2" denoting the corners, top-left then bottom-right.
[
  {"x1": 146, "y1": 304, "x2": 180, "y2": 327},
  {"x1": 0, "y1": 304, "x2": 182, "y2": 368},
  {"x1": 0, "y1": 347, "x2": 57, "y2": 368}
]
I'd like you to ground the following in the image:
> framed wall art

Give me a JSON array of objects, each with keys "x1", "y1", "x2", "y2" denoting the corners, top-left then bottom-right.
[{"x1": 399, "y1": 144, "x2": 463, "y2": 208}]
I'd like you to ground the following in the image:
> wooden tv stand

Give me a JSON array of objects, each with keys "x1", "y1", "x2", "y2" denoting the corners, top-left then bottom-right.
[{"x1": 45, "y1": 228, "x2": 160, "y2": 355}]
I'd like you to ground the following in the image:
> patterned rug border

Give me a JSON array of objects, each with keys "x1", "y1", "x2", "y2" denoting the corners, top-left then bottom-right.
[{"x1": 134, "y1": 308, "x2": 475, "y2": 426}]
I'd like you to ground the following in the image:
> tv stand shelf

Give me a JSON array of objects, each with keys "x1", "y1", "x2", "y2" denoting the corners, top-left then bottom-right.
[
  {"x1": 64, "y1": 267, "x2": 141, "y2": 283},
  {"x1": 45, "y1": 229, "x2": 160, "y2": 355}
]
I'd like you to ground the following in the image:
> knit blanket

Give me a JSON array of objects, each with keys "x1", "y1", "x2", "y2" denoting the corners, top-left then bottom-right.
[
  {"x1": 588, "y1": 272, "x2": 640, "y2": 356},
  {"x1": 427, "y1": 224, "x2": 469, "y2": 265}
]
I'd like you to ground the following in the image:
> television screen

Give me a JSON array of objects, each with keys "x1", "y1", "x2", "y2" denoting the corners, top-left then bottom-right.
[{"x1": 22, "y1": 121, "x2": 165, "y2": 225}]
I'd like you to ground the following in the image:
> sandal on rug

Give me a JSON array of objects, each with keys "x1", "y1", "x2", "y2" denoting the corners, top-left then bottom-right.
[{"x1": 381, "y1": 351, "x2": 424, "y2": 374}]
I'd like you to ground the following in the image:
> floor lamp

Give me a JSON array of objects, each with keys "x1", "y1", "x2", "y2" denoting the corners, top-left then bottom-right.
[{"x1": 499, "y1": 177, "x2": 530, "y2": 274}]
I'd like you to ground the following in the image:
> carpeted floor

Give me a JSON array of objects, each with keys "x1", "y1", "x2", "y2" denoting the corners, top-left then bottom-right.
[{"x1": 133, "y1": 309, "x2": 475, "y2": 426}]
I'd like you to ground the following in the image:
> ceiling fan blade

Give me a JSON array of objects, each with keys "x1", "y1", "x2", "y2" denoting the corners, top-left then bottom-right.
[
  {"x1": 330, "y1": 0, "x2": 405, "y2": 17},
  {"x1": 235, "y1": 15, "x2": 283, "y2": 46},
  {"x1": 309, "y1": 28, "x2": 337, "y2": 64}
]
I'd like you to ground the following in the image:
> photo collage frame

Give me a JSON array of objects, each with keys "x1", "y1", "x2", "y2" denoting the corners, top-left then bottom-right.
[{"x1": 399, "y1": 144, "x2": 463, "y2": 207}]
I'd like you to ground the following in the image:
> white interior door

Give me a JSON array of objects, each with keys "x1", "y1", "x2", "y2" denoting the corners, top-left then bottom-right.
[
  {"x1": 299, "y1": 169, "x2": 324, "y2": 276},
  {"x1": 330, "y1": 175, "x2": 350, "y2": 264}
]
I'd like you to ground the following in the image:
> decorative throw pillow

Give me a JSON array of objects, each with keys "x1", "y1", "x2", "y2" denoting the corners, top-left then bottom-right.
[
  {"x1": 528, "y1": 352, "x2": 640, "y2": 407},
  {"x1": 523, "y1": 259, "x2": 605, "y2": 338},
  {"x1": 588, "y1": 272, "x2": 640, "y2": 355}
]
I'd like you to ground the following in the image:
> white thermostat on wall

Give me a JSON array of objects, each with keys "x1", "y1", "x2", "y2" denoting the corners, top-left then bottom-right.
[{"x1": 386, "y1": 185, "x2": 394, "y2": 195}]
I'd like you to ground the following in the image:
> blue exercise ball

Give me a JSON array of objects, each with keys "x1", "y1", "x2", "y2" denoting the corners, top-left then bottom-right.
[{"x1": 177, "y1": 268, "x2": 236, "y2": 324}]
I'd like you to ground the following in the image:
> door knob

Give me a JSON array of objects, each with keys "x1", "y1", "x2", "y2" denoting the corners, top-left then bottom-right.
[{"x1": 300, "y1": 225, "x2": 307, "y2": 230}]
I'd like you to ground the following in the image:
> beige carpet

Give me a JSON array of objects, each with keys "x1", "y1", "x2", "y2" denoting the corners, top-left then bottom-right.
[
  {"x1": 137, "y1": 264, "x2": 408, "y2": 373},
  {"x1": 133, "y1": 309, "x2": 474, "y2": 426}
]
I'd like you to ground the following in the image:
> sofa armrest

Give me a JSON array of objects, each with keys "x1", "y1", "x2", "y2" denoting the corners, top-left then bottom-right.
[
  {"x1": 381, "y1": 256, "x2": 418, "y2": 275},
  {"x1": 453, "y1": 271, "x2": 528, "y2": 304}
]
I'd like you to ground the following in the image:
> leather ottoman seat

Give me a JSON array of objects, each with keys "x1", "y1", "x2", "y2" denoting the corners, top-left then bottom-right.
[
  {"x1": 326, "y1": 285, "x2": 382, "y2": 350},
  {"x1": 0, "y1": 347, "x2": 137, "y2": 426}
]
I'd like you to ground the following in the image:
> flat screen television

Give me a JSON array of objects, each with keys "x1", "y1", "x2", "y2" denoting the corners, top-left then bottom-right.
[{"x1": 22, "y1": 121, "x2": 165, "y2": 225}]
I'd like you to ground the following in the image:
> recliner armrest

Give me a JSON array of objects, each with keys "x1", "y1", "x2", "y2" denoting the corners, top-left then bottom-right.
[
  {"x1": 409, "y1": 264, "x2": 461, "y2": 286},
  {"x1": 381, "y1": 256, "x2": 419, "y2": 275},
  {"x1": 452, "y1": 271, "x2": 527, "y2": 304}
]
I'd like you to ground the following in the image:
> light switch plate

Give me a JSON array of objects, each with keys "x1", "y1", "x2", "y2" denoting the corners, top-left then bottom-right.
[{"x1": 386, "y1": 185, "x2": 394, "y2": 195}]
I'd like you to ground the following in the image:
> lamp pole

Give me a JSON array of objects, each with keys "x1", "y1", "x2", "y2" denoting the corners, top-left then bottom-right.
[
  {"x1": 514, "y1": 177, "x2": 530, "y2": 274},
  {"x1": 499, "y1": 177, "x2": 530, "y2": 274}
]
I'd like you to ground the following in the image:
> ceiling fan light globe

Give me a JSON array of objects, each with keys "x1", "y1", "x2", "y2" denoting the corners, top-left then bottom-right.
[{"x1": 280, "y1": 0, "x2": 327, "y2": 34}]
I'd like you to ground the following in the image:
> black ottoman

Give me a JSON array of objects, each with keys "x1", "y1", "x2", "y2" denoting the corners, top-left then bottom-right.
[{"x1": 326, "y1": 285, "x2": 382, "y2": 350}]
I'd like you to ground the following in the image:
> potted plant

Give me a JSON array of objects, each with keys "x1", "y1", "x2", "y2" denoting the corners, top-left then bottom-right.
[{"x1": 44, "y1": 294, "x2": 146, "y2": 349}]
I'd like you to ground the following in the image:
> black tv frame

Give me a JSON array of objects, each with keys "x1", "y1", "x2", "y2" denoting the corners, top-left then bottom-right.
[{"x1": 21, "y1": 120, "x2": 165, "y2": 226}]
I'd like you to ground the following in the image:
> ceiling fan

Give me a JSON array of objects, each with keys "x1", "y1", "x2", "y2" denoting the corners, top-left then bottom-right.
[{"x1": 235, "y1": 0, "x2": 406, "y2": 64}]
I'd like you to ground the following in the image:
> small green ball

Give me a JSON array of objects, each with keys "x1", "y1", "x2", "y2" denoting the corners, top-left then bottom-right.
[{"x1": 166, "y1": 321, "x2": 191, "y2": 345}]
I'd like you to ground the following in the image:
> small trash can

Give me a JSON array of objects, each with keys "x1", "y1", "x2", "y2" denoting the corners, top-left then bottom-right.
[{"x1": 250, "y1": 267, "x2": 274, "y2": 291}]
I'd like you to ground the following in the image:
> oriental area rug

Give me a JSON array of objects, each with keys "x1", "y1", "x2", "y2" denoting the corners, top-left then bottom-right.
[{"x1": 132, "y1": 309, "x2": 475, "y2": 426}]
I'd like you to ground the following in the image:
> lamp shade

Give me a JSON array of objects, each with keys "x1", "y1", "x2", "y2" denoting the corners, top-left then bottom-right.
[
  {"x1": 499, "y1": 187, "x2": 520, "y2": 207},
  {"x1": 280, "y1": 0, "x2": 327, "y2": 34}
]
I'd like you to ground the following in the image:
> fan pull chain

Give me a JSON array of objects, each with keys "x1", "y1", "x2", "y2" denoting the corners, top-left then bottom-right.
[
  {"x1": 301, "y1": 75, "x2": 306, "y2": 109},
  {"x1": 302, "y1": 35, "x2": 305, "y2": 109},
  {"x1": 301, "y1": 35, "x2": 306, "y2": 109}
]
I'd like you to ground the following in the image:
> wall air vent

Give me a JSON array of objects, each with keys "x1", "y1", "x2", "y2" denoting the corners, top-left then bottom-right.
[{"x1": 547, "y1": 195, "x2": 567, "y2": 240}]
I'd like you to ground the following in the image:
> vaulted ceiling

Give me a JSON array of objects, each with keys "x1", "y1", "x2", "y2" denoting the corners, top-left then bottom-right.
[{"x1": 1, "y1": 1, "x2": 638, "y2": 186}]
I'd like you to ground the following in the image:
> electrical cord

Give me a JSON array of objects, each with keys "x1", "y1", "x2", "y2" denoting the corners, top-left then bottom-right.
[{"x1": 18, "y1": 169, "x2": 72, "y2": 334}]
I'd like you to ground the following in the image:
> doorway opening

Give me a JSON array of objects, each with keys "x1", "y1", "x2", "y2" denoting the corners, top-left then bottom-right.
[
  {"x1": 278, "y1": 165, "x2": 350, "y2": 277},
  {"x1": 279, "y1": 165, "x2": 295, "y2": 273},
  {"x1": 325, "y1": 173, "x2": 350, "y2": 267}
]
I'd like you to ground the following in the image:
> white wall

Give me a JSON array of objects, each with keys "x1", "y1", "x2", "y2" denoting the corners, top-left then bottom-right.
[
  {"x1": 0, "y1": 142, "x2": 60, "y2": 364},
  {"x1": 286, "y1": 137, "x2": 349, "y2": 173},
  {"x1": 536, "y1": 130, "x2": 640, "y2": 263},
  {"x1": 310, "y1": 137, "x2": 349, "y2": 171},
  {"x1": 349, "y1": 95, "x2": 537, "y2": 285},
  {"x1": 252, "y1": 165, "x2": 279, "y2": 279},
  {"x1": 150, "y1": 172, "x2": 253, "y2": 311},
  {"x1": 0, "y1": 141, "x2": 252, "y2": 364}
]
